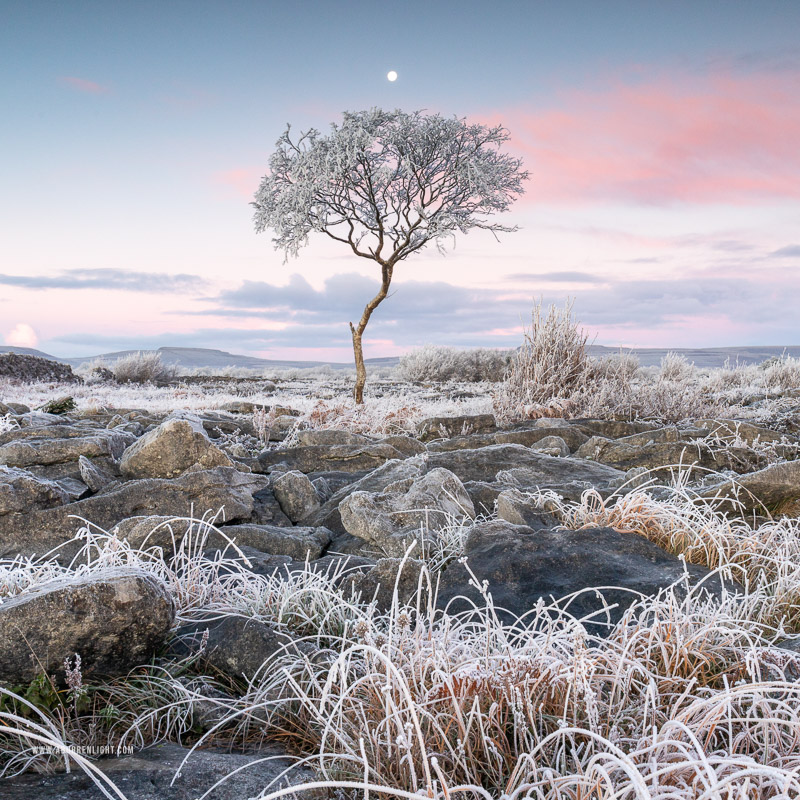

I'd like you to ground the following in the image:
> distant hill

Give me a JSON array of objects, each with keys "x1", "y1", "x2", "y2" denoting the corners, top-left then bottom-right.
[
  {"x1": 3, "y1": 344, "x2": 800, "y2": 371},
  {"x1": 0, "y1": 345, "x2": 69, "y2": 362}
]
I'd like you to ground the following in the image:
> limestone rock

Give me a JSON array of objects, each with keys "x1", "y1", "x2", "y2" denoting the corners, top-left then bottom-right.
[
  {"x1": 339, "y1": 467, "x2": 474, "y2": 557},
  {"x1": 417, "y1": 413, "x2": 497, "y2": 442},
  {"x1": 0, "y1": 570, "x2": 174, "y2": 684},
  {"x1": 119, "y1": 418, "x2": 233, "y2": 478},
  {"x1": 0, "y1": 466, "x2": 270, "y2": 559},
  {"x1": 272, "y1": 469, "x2": 321, "y2": 522},
  {"x1": 0, "y1": 466, "x2": 71, "y2": 515},
  {"x1": 435, "y1": 520, "x2": 736, "y2": 634}
]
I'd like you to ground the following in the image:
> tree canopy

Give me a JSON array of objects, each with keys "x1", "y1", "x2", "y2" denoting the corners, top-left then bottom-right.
[{"x1": 253, "y1": 108, "x2": 528, "y2": 402}]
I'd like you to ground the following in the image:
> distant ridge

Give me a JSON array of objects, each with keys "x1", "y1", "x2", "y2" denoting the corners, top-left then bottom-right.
[{"x1": 3, "y1": 344, "x2": 800, "y2": 371}]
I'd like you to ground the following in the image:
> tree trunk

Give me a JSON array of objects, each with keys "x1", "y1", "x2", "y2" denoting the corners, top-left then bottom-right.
[{"x1": 351, "y1": 265, "x2": 393, "y2": 404}]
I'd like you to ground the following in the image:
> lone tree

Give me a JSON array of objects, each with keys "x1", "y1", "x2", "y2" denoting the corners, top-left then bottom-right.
[{"x1": 252, "y1": 108, "x2": 528, "y2": 403}]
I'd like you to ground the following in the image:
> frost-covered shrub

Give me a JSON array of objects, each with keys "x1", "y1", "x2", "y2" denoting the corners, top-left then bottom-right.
[
  {"x1": 495, "y1": 302, "x2": 719, "y2": 423},
  {"x1": 494, "y1": 299, "x2": 591, "y2": 419},
  {"x1": 397, "y1": 345, "x2": 510, "y2": 382},
  {"x1": 659, "y1": 351, "x2": 695, "y2": 382},
  {"x1": 111, "y1": 352, "x2": 177, "y2": 384}
]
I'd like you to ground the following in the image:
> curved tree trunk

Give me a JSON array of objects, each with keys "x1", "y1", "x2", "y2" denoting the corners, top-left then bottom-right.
[{"x1": 351, "y1": 264, "x2": 393, "y2": 404}]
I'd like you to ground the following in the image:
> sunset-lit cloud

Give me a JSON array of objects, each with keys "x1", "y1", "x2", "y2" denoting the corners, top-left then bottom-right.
[
  {"x1": 57, "y1": 76, "x2": 109, "y2": 94},
  {"x1": 4, "y1": 323, "x2": 38, "y2": 348},
  {"x1": 491, "y1": 70, "x2": 800, "y2": 206}
]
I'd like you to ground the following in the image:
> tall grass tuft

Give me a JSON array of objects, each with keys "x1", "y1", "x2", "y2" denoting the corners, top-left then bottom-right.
[
  {"x1": 111, "y1": 352, "x2": 177, "y2": 385},
  {"x1": 494, "y1": 298, "x2": 591, "y2": 420}
]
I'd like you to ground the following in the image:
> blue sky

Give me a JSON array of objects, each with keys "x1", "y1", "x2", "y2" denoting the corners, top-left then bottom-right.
[{"x1": 2, "y1": 1, "x2": 799, "y2": 359}]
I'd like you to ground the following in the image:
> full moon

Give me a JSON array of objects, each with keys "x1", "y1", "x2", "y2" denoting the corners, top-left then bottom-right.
[{"x1": 387, "y1": 70, "x2": 397, "y2": 82}]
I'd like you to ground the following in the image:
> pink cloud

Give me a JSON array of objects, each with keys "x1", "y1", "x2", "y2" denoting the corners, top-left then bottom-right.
[
  {"x1": 214, "y1": 168, "x2": 263, "y2": 198},
  {"x1": 58, "y1": 76, "x2": 109, "y2": 94},
  {"x1": 485, "y1": 71, "x2": 800, "y2": 205}
]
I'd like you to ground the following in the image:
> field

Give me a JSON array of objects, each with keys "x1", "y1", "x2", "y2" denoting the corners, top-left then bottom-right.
[{"x1": 3, "y1": 331, "x2": 800, "y2": 800}]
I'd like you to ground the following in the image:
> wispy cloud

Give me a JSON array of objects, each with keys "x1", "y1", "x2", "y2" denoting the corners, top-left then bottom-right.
[
  {"x1": 768, "y1": 244, "x2": 800, "y2": 258},
  {"x1": 487, "y1": 69, "x2": 800, "y2": 206},
  {"x1": 0, "y1": 268, "x2": 207, "y2": 292},
  {"x1": 503, "y1": 271, "x2": 602, "y2": 283},
  {"x1": 57, "y1": 76, "x2": 110, "y2": 94}
]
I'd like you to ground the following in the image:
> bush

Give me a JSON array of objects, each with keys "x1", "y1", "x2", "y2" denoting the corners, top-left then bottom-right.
[
  {"x1": 397, "y1": 345, "x2": 510, "y2": 382},
  {"x1": 494, "y1": 301, "x2": 720, "y2": 423},
  {"x1": 494, "y1": 299, "x2": 591, "y2": 418},
  {"x1": 111, "y1": 352, "x2": 177, "y2": 385}
]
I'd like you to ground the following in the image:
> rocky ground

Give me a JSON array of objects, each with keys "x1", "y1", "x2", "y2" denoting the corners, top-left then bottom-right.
[{"x1": 3, "y1": 359, "x2": 800, "y2": 797}]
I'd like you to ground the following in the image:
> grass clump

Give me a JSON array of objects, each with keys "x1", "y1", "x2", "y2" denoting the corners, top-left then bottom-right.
[
  {"x1": 110, "y1": 352, "x2": 177, "y2": 385},
  {"x1": 494, "y1": 301, "x2": 721, "y2": 424}
]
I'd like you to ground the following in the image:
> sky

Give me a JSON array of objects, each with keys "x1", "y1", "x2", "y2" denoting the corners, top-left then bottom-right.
[{"x1": 1, "y1": 0, "x2": 799, "y2": 361}]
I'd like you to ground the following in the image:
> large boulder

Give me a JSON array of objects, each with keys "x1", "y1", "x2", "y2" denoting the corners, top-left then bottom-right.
[
  {"x1": 0, "y1": 466, "x2": 270, "y2": 559},
  {"x1": 339, "y1": 467, "x2": 474, "y2": 557},
  {"x1": 435, "y1": 520, "x2": 733, "y2": 633},
  {"x1": 302, "y1": 456, "x2": 428, "y2": 534},
  {"x1": 119, "y1": 418, "x2": 233, "y2": 478},
  {"x1": 0, "y1": 570, "x2": 174, "y2": 684},
  {"x1": 0, "y1": 466, "x2": 71, "y2": 514}
]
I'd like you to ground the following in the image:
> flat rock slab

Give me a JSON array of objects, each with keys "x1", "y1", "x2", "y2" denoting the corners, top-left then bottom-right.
[
  {"x1": 0, "y1": 570, "x2": 174, "y2": 684},
  {"x1": 0, "y1": 741, "x2": 322, "y2": 800},
  {"x1": 258, "y1": 442, "x2": 404, "y2": 474},
  {"x1": 435, "y1": 520, "x2": 734, "y2": 634},
  {"x1": 428, "y1": 443, "x2": 625, "y2": 485},
  {"x1": 0, "y1": 467, "x2": 269, "y2": 560}
]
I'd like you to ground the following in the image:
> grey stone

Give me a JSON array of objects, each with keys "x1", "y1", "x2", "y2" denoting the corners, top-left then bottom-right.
[
  {"x1": 0, "y1": 430, "x2": 133, "y2": 468},
  {"x1": 0, "y1": 741, "x2": 322, "y2": 800},
  {"x1": 435, "y1": 520, "x2": 737, "y2": 634},
  {"x1": 169, "y1": 616, "x2": 318, "y2": 681},
  {"x1": 302, "y1": 457, "x2": 427, "y2": 533},
  {"x1": 296, "y1": 428, "x2": 373, "y2": 446},
  {"x1": 0, "y1": 466, "x2": 70, "y2": 514},
  {"x1": 0, "y1": 467, "x2": 270, "y2": 560},
  {"x1": 272, "y1": 469, "x2": 321, "y2": 522},
  {"x1": 119, "y1": 418, "x2": 233, "y2": 478},
  {"x1": 575, "y1": 435, "x2": 764, "y2": 474},
  {"x1": 78, "y1": 454, "x2": 117, "y2": 492},
  {"x1": 0, "y1": 570, "x2": 174, "y2": 684},
  {"x1": 529, "y1": 435, "x2": 570, "y2": 457},
  {"x1": 417, "y1": 413, "x2": 497, "y2": 441},
  {"x1": 339, "y1": 467, "x2": 474, "y2": 557},
  {"x1": 699, "y1": 460, "x2": 800, "y2": 515},
  {"x1": 258, "y1": 442, "x2": 404, "y2": 474},
  {"x1": 350, "y1": 557, "x2": 425, "y2": 611},
  {"x1": 495, "y1": 488, "x2": 559, "y2": 528},
  {"x1": 428, "y1": 443, "x2": 626, "y2": 485}
]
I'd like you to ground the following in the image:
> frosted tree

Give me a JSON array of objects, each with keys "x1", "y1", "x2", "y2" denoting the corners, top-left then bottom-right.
[{"x1": 252, "y1": 108, "x2": 528, "y2": 403}]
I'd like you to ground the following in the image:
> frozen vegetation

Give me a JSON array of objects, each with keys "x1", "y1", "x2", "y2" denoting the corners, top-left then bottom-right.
[{"x1": 3, "y1": 307, "x2": 800, "y2": 798}]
